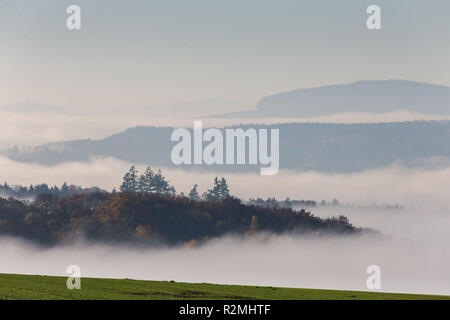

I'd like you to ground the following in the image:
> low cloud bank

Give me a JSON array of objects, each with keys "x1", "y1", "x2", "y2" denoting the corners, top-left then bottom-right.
[
  {"x1": 1, "y1": 108, "x2": 450, "y2": 148},
  {"x1": 1, "y1": 232, "x2": 449, "y2": 295},
  {"x1": 0, "y1": 155, "x2": 450, "y2": 207}
]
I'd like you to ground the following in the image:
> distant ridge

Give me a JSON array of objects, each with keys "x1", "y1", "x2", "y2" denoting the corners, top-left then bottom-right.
[
  {"x1": 3, "y1": 121, "x2": 450, "y2": 173},
  {"x1": 213, "y1": 80, "x2": 450, "y2": 118}
]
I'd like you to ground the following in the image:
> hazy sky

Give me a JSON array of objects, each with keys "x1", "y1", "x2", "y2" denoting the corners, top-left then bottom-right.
[{"x1": 1, "y1": 0, "x2": 450, "y2": 111}]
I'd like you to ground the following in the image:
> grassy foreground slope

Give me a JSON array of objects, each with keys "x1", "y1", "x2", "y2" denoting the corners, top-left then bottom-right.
[{"x1": 0, "y1": 274, "x2": 449, "y2": 300}]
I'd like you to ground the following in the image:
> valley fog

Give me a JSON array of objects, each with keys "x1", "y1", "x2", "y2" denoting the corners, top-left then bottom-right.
[
  {"x1": 1, "y1": 203, "x2": 450, "y2": 295},
  {"x1": 1, "y1": 157, "x2": 450, "y2": 295}
]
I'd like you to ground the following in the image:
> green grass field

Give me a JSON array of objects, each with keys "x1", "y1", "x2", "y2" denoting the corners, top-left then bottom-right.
[{"x1": 0, "y1": 273, "x2": 448, "y2": 300}]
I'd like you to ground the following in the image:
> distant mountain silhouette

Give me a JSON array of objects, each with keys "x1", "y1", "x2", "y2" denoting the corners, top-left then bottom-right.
[
  {"x1": 3, "y1": 121, "x2": 450, "y2": 173},
  {"x1": 213, "y1": 80, "x2": 450, "y2": 118}
]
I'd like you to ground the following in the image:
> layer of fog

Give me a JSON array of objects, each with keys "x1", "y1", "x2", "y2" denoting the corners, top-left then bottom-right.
[
  {"x1": 2, "y1": 108, "x2": 450, "y2": 148},
  {"x1": 0, "y1": 155, "x2": 449, "y2": 208},
  {"x1": 1, "y1": 229, "x2": 450, "y2": 295},
  {"x1": 1, "y1": 156, "x2": 450, "y2": 295}
]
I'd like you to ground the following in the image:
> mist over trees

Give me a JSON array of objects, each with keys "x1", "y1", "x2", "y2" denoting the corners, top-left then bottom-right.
[
  {"x1": 0, "y1": 191, "x2": 366, "y2": 246},
  {"x1": 0, "y1": 166, "x2": 374, "y2": 246}
]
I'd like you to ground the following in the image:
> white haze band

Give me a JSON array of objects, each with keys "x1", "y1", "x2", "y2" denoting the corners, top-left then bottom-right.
[{"x1": 171, "y1": 121, "x2": 279, "y2": 175}]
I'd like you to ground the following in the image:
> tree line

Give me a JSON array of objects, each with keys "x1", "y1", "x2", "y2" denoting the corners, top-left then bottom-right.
[
  {"x1": 0, "y1": 166, "x2": 328, "y2": 208},
  {"x1": 0, "y1": 182, "x2": 105, "y2": 199},
  {"x1": 119, "y1": 166, "x2": 230, "y2": 201},
  {"x1": 0, "y1": 166, "x2": 378, "y2": 246}
]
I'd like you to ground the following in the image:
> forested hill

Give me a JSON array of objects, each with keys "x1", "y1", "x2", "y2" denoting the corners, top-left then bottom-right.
[
  {"x1": 3, "y1": 121, "x2": 450, "y2": 173},
  {"x1": 217, "y1": 80, "x2": 450, "y2": 118},
  {"x1": 0, "y1": 193, "x2": 371, "y2": 246}
]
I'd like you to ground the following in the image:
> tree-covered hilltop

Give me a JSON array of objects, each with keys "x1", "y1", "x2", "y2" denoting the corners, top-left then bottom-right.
[
  {"x1": 0, "y1": 167, "x2": 377, "y2": 246},
  {"x1": 0, "y1": 191, "x2": 368, "y2": 246}
]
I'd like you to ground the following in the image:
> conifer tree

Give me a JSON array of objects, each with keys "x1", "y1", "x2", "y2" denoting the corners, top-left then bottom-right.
[
  {"x1": 120, "y1": 166, "x2": 139, "y2": 192},
  {"x1": 151, "y1": 169, "x2": 176, "y2": 194},
  {"x1": 204, "y1": 177, "x2": 230, "y2": 201},
  {"x1": 138, "y1": 167, "x2": 154, "y2": 193},
  {"x1": 188, "y1": 184, "x2": 201, "y2": 201}
]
